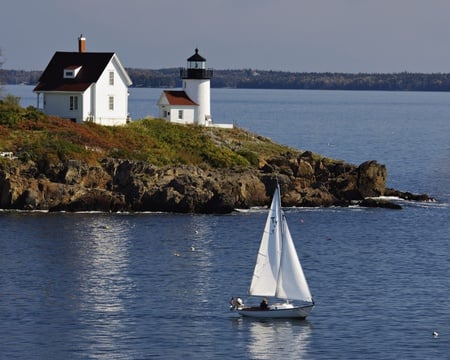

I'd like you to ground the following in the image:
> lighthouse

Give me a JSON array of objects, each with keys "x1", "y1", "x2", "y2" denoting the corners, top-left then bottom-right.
[
  {"x1": 180, "y1": 48, "x2": 213, "y2": 126},
  {"x1": 158, "y1": 48, "x2": 232, "y2": 127}
]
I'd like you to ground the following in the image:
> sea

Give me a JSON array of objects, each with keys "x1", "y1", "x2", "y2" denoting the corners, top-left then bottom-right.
[{"x1": 1, "y1": 85, "x2": 449, "y2": 359}]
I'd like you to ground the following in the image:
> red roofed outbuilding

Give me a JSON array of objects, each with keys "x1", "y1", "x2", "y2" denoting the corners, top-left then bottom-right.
[{"x1": 157, "y1": 90, "x2": 198, "y2": 124}]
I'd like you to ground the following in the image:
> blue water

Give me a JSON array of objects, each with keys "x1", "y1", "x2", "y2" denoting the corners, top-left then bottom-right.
[{"x1": 1, "y1": 86, "x2": 450, "y2": 359}]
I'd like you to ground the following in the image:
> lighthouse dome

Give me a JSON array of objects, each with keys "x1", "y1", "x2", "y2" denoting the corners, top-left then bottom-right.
[{"x1": 187, "y1": 48, "x2": 206, "y2": 62}]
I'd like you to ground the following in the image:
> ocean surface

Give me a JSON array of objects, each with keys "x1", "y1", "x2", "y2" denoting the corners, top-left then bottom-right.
[{"x1": 1, "y1": 85, "x2": 449, "y2": 359}]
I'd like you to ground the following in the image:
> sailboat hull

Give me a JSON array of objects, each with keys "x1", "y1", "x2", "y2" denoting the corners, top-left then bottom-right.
[{"x1": 238, "y1": 304, "x2": 314, "y2": 319}]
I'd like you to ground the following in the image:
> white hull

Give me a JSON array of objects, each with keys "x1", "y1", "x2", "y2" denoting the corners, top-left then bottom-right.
[{"x1": 238, "y1": 304, "x2": 314, "y2": 319}]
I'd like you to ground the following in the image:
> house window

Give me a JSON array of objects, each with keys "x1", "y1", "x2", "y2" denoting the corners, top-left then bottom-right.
[
  {"x1": 69, "y1": 96, "x2": 78, "y2": 110},
  {"x1": 178, "y1": 110, "x2": 183, "y2": 119},
  {"x1": 64, "y1": 66, "x2": 82, "y2": 79},
  {"x1": 109, "y1": 71, "x2": 114, "y2": 85},
  {"x1": 109, "y1": 96, "x2": 114, "y2": 110}
]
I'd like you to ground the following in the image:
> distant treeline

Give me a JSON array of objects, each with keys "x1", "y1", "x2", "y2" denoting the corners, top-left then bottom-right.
[
  {"x1": 3, "y1": 68, "x2": 450, "y2": 91},
  {"x1": 0, "y1": 70, "x2": 42, "y2": 86}
]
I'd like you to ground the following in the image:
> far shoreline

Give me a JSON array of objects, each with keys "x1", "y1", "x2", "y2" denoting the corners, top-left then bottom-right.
[{"x1": 3, "y1": 69, "x2": 450, "y2": 92}]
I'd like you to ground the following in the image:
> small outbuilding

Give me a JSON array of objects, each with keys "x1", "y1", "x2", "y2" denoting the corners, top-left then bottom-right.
[{"x1": 157, "y1": 90, "x2": 198, "y2": 124}]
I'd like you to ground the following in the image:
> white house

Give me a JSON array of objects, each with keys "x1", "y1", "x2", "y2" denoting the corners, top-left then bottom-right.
[
  {"x1": 34, "y1": 35, "x2": 132, "y2": 126},
  {"x1": 158, "y1": 48, "x2": 214, "y2": 126}
]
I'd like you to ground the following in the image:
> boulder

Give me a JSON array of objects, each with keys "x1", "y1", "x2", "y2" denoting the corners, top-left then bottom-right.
[{"x1": 357, "y1": 160, "x2": 387, "y2": 197}]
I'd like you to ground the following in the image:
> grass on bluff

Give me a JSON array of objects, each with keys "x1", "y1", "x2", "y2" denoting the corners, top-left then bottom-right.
[{"x1": 0, "y1": 96, "x2": 299, "y2": 168}]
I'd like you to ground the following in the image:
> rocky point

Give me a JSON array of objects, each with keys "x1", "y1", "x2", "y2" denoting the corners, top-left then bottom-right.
[{"x1": 0, "y1": 153, "x2": 432, "y2": 213}]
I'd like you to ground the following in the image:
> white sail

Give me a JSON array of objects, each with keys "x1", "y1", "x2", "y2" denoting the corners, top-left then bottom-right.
[
  {"x1": 249, "y1": 185, "x2": 312, "y2": 302},
  {"x1": 249, "y1": 186, "x2": 282, "y2": 297},
  {"x1": 276, "y1": 216, "x2": 313, "y2": 302}
]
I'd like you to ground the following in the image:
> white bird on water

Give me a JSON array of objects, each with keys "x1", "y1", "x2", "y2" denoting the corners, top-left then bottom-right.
[{"x1": 433, "y1": 331, "x2": 439, "y2": 338}]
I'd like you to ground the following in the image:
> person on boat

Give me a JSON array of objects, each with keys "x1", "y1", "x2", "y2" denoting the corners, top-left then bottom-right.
[
  {"x1": 260, "y1": 298, "x2": 269, "y2": 310},
  {"x1": 230, "y1": 297, "x2": 236, "y2": 307},
  {"x1": 229, "y1": 297, "x2": 243, "y2": 310}
]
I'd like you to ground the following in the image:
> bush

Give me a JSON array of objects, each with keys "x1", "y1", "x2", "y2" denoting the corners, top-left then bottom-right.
[
  {"x1": 0, "y1": 95, "x2": 22, "y2": 126},
  {"x1": 0, "y1": 95, "x2": 45, "y2": 126},
  {"x1": 236, "y1": 150, "x2": 259, "y2": 167},
  {"x1": 25, "y1": 106, "x2": 46, "y2": 121}
]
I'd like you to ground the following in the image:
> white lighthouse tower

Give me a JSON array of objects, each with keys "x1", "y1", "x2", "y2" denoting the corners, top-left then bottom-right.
[{"x1": 180, "y1": 48, "x2": 213, "y2": 126}]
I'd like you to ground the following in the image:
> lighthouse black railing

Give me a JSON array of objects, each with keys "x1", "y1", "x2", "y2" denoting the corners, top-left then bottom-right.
[{"x1": 180, "y1": 68, "x2": 213, "y2": 79}]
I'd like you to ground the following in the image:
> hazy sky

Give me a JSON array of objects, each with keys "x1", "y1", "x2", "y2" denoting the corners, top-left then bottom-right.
[{"x1": 2, "y1": 0, "x2": 450, "y2": 73}]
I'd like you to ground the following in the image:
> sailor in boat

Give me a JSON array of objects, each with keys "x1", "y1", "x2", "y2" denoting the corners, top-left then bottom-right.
[
  {"x1": 260, "y1": 298, "x2": 269, "y2": 310},
  {"x1": 236, "y1": 298, "x2": 243, "y2": 309}
]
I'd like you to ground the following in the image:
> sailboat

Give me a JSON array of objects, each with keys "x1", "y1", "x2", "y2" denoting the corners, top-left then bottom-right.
[{"x1": 232, "y1": 184, "x2": 315, "y2": 319}]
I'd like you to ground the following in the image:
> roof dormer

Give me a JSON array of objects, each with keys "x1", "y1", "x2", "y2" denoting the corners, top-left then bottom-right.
[{"x1": 64, "y1": 65, "x2": 82, "y2": 79}]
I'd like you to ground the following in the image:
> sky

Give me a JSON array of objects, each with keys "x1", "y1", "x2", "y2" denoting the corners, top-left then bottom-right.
[{"x1": 1, "y1": 0, "x2": 450, "y2": 73}]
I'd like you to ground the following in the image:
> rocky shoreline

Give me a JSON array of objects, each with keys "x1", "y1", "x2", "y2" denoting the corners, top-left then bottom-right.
[{"x1": 0, "y1": 152, "x2": 433, "y2": 213}]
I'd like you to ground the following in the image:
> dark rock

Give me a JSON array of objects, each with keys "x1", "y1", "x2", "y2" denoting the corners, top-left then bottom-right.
[
  {"x1": 384, "y1": 188, "x2": 434, "y2": 202},
  {"x1": 0, "y1": 155, "x2": 432, "y2": 213},
  {"x1": 357, "y1": 160, "x2": 387, "y2": 197},
  {"x1": 360, "y1": 198, "x2": 402, "y2": 210}
]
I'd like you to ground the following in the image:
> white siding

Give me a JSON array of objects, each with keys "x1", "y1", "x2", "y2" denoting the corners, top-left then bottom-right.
[
  {"x1": 157, "y1": 93, "x2": 169, "y2": 119},
  {"x1": 82, "y1": 86, "x2": 92, "y2": 121},
  {"x1": 93, "y1": 58, "x2": 129, "y2": 125},
  {"x1": 43, "y1": 92, "x2": 82, "y2": 122},
  {"x1": 183, "y1": 79, "x2": 211, "y2": 125},
  {"x1": 168, "y1": 106, "x2": 195, "y2": 124}
]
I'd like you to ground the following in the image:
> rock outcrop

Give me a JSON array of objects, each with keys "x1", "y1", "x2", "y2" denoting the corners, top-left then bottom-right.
[{"x1": 0, "y1": 154, "x2": 432, "y2": 213}]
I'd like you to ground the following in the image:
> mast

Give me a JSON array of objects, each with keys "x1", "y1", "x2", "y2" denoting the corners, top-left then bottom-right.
[{"x1": 275, "y1": 185, "x2": 285, "y2": 298}]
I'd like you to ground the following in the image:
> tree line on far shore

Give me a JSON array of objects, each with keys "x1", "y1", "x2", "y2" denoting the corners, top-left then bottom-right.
[{"x1": 2, "y1": 68, "x2": 450, "y2": 91}]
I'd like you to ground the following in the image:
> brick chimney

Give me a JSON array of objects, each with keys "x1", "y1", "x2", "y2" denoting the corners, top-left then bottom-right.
[{"x1": 78, "y1": 34, "x2": 86, "y2": 53}]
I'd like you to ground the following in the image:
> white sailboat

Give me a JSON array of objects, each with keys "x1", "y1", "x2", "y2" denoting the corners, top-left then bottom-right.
[{"x1": 232, "y1": 184, "x2": 315, "y2": 319}]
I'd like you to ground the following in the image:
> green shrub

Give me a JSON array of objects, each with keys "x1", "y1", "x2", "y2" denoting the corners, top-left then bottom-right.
[
  {"x1": 236, "y1": 150, "x2": 259, "y2": 167},
  {"x1": 0, "y1": 95, "x2": 22, "y2": 126},
  {"x1": 25, "y1": 106, "x2": 46, "y2": 121},
  {"x1": 0, "y1": 95, "x2": 45, "y2": 126}
]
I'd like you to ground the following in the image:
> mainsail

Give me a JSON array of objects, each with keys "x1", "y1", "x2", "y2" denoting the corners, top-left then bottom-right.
[{"x1": 249, "y1": 185, "x2": 313, "y2": 302}]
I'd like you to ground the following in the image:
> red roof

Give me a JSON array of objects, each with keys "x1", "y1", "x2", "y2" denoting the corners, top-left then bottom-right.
[
  {"x1": 163, "y1": 90, "x2": 197, "y2": 106},
  {"x1": 34, "y1": 51, "x2": 115, "y2": 92}
]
